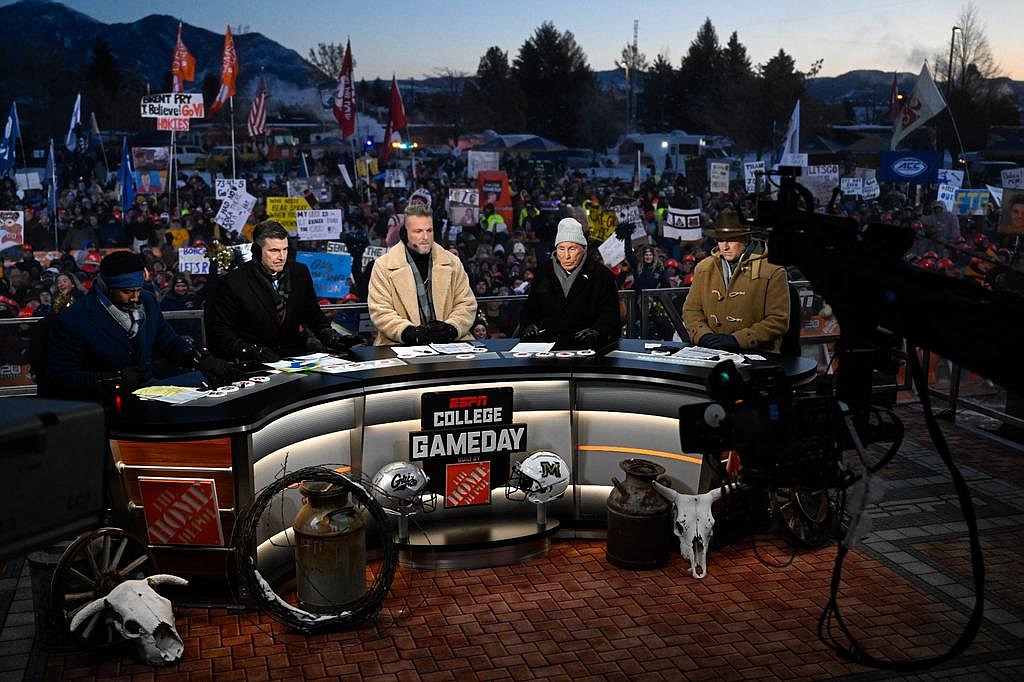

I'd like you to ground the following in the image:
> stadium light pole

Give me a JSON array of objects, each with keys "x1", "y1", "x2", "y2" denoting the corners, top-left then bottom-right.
[{"x1": 946, "y1": 26, "x2": 960, "y2": 99}]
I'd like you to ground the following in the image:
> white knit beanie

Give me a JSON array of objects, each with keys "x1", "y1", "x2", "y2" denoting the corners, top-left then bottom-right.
[{"x1": 555, "y1": 217, "x2": 587, "y2": 247}]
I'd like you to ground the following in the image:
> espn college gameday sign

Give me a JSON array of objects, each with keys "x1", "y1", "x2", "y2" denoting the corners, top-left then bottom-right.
[{"x1": 411, "y1": 388, "x2": 527, "y2": 508}]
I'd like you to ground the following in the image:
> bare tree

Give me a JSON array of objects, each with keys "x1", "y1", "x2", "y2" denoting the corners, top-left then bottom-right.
[{"x1": 307, "y1": 42, "x2": 353, "y2": 80}]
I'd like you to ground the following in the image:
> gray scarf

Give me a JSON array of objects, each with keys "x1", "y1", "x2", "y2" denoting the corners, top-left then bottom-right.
[
  {"x1": 97, "y1": 276, "x2": 146, "y2": 338},
  {"x1": 552, "y1": 250, "x2": 587, "y2": 298},
  {"x1": 404, "y1": 247, "x2": 436, "y2": 323}
]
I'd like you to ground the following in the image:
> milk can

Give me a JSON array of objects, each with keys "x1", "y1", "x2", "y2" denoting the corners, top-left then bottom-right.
[
  {"x1": 606, "y1": 458, "x2": 672, "y2": 569},
  {"x1": 292, "y1": 481, "x2": 366, "y2": 612}
]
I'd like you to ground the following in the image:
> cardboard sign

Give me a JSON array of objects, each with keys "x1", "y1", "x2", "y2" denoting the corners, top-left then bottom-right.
[
  {"x1": 709, "y1": 162, "x2": 730, "y2": 193},
  {"x1": 177, "y1": 246, "x2": 210, "y2": 275},
  {"x1": 743, "y1": 161, "x2": 765, "y2": 193},
  {"x1": 840, "y1": 177, "x2": 863, "y2": 196},
  {"x1": 936, "y1": 184, "x2": 958, "y2": 212},
  {"x1": 134, "y1": 170, "x2": 166, "y2": 195},
  {"x1": 988, "y1": 185, "x2": 1003, "y2": 207},
  {"x1": 296, "y1": 209, "x2": 344, "y2": 240},
  {"x1": 862, "y1": 176, "x2": 881, "y2": 200},
  {"x1": 157, "y1": 117, "x2": 189, "y2": 132},
  {"x1": 954, "y1": 188, "x2": 988, "y2": 215},
  {"x1": 803, "y1": 164, "x2": 840, "y2": 205},
  {"x1": 215, "y1": 178, "x2": 246, "y2": 200},
  {"x1": 597, "y1": 232, "x2": 626, "y2": 266},
  {"x1": 467, "y1": 150, "x2": 500, "y2": 179},
  {"x1": 448, "y1": 188, "x2": 479, "y2": 206},
  {"x1": 295, "y1": 251, "x2": 352, "y2": 298},
  {"x1": 1001, "y1": 168, "x2": 1024, "y2": 190},
  {"x1": 384, "y1": 169, "x2": 406, "y2": 188},
  {"x1": 138, "y1": 478, "x2": 223, "y2": 546},
  {"x1": 140, "y1": 93, "x2": 205, "y2": 119},
  {"x1": 663, "y1": 207, "x2": 703, "y2": 241},
  {"x1": 214, "y1": 187, "x2": 256, "y2": 235},
  {"x1": 362, "y1": 245, "x2": 386, "y2": 268},
  {"x1": 326, "y1": 241, "x2": 348, "y2": 254},
  {"x1": 266, "y1": 196, "x2": 309, "y2": 233},
  {"x1": 937, "y1": 168, "x2": 965, "y2": 188},
  {"x1": 0, "y1": 209, "x2": 24, "y2": 251}
]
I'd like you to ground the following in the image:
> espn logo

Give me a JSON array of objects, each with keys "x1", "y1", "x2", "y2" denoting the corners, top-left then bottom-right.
[{"x1": 449, "y1": 395, "x2": 488, "y2": 409}]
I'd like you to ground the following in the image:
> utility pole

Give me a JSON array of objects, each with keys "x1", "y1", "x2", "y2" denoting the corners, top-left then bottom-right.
[{"x1": 630, "y1": 19, "x2": 638, "y2": 134}]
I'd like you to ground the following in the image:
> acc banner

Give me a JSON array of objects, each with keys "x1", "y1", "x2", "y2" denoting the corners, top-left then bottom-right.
[
  {"x1": 663, "y1": 207, "x2": 703, "y2": 241},
  {"x1": 410, "y1": 387, "x2": 527, "y2": 508},
  {"x1": 879, "y1": 151, "x2": 939, "y2": 183},
  {"x1": 296, "y1": 251, "x2": 352, "y2": 298}
]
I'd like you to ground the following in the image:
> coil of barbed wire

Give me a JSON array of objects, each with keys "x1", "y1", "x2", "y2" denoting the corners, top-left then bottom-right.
[{"x1": 232, "y1": 465, "x2": 397, "y2": 633}]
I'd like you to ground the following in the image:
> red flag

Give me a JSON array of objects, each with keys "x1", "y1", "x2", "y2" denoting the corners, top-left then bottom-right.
[
  {"x1": 210, "y1": 26, "x2": 238, "y2": 115},
  {"x1": 171, "y1": 23, "x2": 196, "y2": 93},
  {"x1": 888, "y1": 71, "x2": 900, "y2": 123},
  {"x1": 247, "y1": 79, "x2": 268, "y2": 137},
  {"x1": 381, "y1": 75, "x2": 407, "y2": 160},
  {"x1": 332, "y1": 40, "x2": 357, "y2": 139}
]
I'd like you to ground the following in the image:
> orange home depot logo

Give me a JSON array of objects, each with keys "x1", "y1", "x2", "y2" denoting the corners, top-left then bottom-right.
[
  {"x1": 139, "y1": 478, "x2": 223, "y2": 545},
  {"x1": 445, "y1": 461, "x2": 491, "y2": 508}
]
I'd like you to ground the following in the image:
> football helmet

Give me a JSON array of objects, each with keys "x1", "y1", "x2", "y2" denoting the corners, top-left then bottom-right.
[
  {"x1": 371, "y1": 461, "x2": 435, "y2": 513},
  {"x1": 505, "y1": 450, "x2": 570, "y2": 504}
]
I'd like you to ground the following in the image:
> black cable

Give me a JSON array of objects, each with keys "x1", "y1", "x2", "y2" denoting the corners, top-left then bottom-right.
[
  {"x1": 232, "y1": 466, "x2": 397, "y2": 634},
  {"x1": 816, "y1": 349, "x2": 985, "y2": 670}
]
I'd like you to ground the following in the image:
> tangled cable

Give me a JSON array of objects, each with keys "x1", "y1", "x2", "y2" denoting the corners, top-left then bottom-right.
[{"x1": 232, "y1": 465, "x2": 397, "y2": 634}]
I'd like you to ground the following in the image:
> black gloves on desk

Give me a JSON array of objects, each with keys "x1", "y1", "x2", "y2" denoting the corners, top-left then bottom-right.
[
  {"x1": 401, "y1": 321, "x2": 459, "y2": 345},
  {"x1": 320, "y1": 328, "x2": 365, "y2": 356},
  {"x1": 520, "y1": 324, "x2": 543, "y2": 341},
  {"x1": 235, "y1": 342, "x2": 281, "y2": 364},
  {"x1": 698, "y1": 333, "x2": 741, "y2": 352},
  {"x1": 98, "y1": 366, "x2": 146, "y2": 397},
  {"x1": 573, "y1": 328, "x2": 601, "y2": 348},
  {"x1": 190, "y1": 348, "x2": 245, "y2": 388}
]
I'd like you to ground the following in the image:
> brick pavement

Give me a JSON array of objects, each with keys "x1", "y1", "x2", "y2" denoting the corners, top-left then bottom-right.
[{"x1": 2, "y1": 405, "x2": 1022, "y2": 681}]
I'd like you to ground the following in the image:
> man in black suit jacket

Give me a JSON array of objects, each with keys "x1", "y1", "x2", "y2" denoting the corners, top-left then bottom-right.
[
  {"x1": 519, "y1": 217, "x2": 621, "y2": 349},
  {"x1": 205, "y1": 221, "x2": 361, "y2": 362}
]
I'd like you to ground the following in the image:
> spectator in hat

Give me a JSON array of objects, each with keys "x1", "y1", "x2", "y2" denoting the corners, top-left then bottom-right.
[
  {"x1": 205, "y1": 220, "x2": 364, "y2": 361},
  {"x1": 44, "y1": 251, "x2": 240, "y2": 401},
  {"x1": 519, "y1": 217, "x2": 620, "y2": 349},
  {"x1": 14, "y1": 244, "x2": 43, "y2": 280},
  {"x1": 681, "y1": 211, "x2": 789, "y2": 352}
]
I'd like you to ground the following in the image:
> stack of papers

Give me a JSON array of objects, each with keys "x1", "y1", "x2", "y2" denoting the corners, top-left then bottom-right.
[{"x1": 133, "y1": 386, "x2": 208, "y2": 404}]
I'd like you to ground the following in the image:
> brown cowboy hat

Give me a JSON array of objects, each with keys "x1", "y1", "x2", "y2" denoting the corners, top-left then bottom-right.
[{"x1": 703, "y1": 211, "x2": 753, "y2": 240}]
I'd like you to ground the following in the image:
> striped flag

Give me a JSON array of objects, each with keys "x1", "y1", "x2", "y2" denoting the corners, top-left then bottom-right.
[
  {"x1": 210, "y1": 26, "x2": 238, "y2": 115},
  {"x1": 171, "y1": 23, "x2": 195, "y2": 93},
  {"x1": 247, "y1": 80, "x2": 268, "y2": 137}
]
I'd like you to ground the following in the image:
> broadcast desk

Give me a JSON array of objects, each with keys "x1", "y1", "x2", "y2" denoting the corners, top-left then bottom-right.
[{"x1": 104, "y1": 340, "x2": 815, "y2": 588}]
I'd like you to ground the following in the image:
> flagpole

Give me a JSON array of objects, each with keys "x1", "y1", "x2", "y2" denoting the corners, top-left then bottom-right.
[
  {"x1": 229, "y1": 96, "x2": 237, "y2": 180},
  {"x1": 170, "y1": 129, "x2": 177, "y2": 216}
]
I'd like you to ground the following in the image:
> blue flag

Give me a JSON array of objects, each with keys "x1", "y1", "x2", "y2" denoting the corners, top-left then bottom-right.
[
  {"x1": 118, "y1": 136, "x2": 135, "y2": 215},
  {"x1": 45, "y1": 138, "x2": 58, "y2": 220},
  {"x1": 0, "y1": 101, "x2": 20, "y2": 175}
]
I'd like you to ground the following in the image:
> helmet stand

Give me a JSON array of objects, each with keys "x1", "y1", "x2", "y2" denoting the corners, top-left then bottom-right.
[
  {"x1": 535, "y1": 501, "x2": 547, "y2": 528},
  {"x1": 397, "y1": 509, "x2": 411, "y2": 543}
]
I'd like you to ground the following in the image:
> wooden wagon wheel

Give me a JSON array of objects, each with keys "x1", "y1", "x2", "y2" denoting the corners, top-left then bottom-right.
[
  {"x1": 772, "y1": 486, "x2": 833, "y2": 548},
  {"x1": 50, "y1": 527, "x2": 155, "y2": 648}
]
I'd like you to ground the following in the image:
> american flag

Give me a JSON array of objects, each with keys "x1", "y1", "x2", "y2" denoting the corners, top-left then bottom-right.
[{"x1": 247, "y1": 81, "x2": 268, "y2": 138}]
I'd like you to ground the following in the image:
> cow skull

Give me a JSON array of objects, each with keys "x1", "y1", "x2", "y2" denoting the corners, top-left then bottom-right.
[
  {"x1": 69, "y1": 574, "x2": 188, "y2": 665},
  {"x1": 653, "y1": 482, "x2": 731, "y2": 579}
]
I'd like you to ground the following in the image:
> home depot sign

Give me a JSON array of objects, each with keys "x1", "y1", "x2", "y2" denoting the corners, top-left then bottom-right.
[{"x1": 139, "y1": 478, "x2": 223, "y2": 545}]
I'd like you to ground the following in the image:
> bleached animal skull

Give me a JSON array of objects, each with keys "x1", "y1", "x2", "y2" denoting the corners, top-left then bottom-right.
[
  {"x1": 70, "y1": 574, "x2": 188, "y2": 665},
  {"x1": 653, "y1": 482, "x2": 731, "y2": 579}
]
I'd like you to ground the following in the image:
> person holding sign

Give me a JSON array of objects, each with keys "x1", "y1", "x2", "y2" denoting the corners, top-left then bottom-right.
[
  {"x1": 368, "y1": 204, "x2": 477, "y2": 345},
  {"x1": 205, "y1": 221, "x2": 363, "y2": 362},
  {"x1": 519, "y1": 217, "x2": 621, "y2": 349},
  {"x1": 43, "y1": 251, "x2": 241, "y2": 401},
  {"x1": 682, "y1": 212, "x2": 789, "y2": 353}
]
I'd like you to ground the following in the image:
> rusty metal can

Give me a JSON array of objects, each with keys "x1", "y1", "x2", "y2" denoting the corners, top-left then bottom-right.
[
  {"x1": 606, "y1": 458, "x2": 672, "y2": 569},
  {"x1": 292, "y1": 481, "x2": 366, "y2": 612}
]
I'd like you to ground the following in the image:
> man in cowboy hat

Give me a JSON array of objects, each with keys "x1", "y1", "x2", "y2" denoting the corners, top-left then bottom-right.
[{"x1": 682, "y1": 211, "x2": 789, "y2": 353}]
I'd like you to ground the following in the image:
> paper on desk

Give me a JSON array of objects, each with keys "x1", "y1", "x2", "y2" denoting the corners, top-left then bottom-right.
[
  {"x1": 263, "y1": 359, "x2": 320, "y2": 372},
  {"x1": 392, "y1": 345, "x2": 439, "y2": 358},
  {"x1": 314, "y1": 358, "x2": 407, "y2": 373},
  {"x1": 133, "y1": 386, "x2": 208, "y2": 404},
  {"x1": 290, "y1": 352, "x2": 332, "y2": 361},
  {"x1": 673, "y1": 346, "x2": 748, "y2": 364},
  {"x1": 509, "y1": 342, "x2": 555, "y2": 353},
  {"x1": 428, "y1": 342, "x2": 478, "y2": 354}
]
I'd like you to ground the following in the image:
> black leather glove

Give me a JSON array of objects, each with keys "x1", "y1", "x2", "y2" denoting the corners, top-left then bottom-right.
[
  {"x1": 320, "y1": 328, "x2": 365, "y2": 353},
  {"x1": 520, "y1": 323, "x2": 543, "y2": 341},
  {"x1": 235, "y1": 342, "x2": 280, "y2": 364},
  {"x1": 401, "y1": 325, "x2": 427, "y2": 346},
  {"x1": 423, "y1": 320, "x2": 459, "y2": 343},
  {"x1": 573, "y1": 328, "x2": 602, "y2": 348},
  {"x1": 98, "y1": 366, "x2": 145, "y2": 397},
  {"x1": 194, "y1": 352, "x2": 244, "y2": 388},
  {"x1": 698, "y1": 333, "x2": 741, "y2": 352}
]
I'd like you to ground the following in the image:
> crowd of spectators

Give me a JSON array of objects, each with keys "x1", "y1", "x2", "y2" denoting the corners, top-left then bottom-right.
[{"x1": 1, "y1": 143, "x2": 1022, "y2": 373}]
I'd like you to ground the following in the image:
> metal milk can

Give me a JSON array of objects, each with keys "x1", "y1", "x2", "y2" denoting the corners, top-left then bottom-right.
[
  {"x1": 292, "y1": 481, "x2": 366, "y2": 612},
  {"x1": 606, "y1": 458, "x2": 672, "y2": 569}
]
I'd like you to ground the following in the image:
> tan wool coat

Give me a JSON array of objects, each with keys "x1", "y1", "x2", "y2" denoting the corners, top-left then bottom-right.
[
  {"x1": 681, "y1": 241, "x2": 790, "y2": 352},
  {"x1": 367, "y1": 242, "x2": 478, "y2": 345}
]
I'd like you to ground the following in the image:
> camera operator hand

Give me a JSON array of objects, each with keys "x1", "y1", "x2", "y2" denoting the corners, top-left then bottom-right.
[{"x1": 698, "y1": 333, "x2": 741, "y2": 352}]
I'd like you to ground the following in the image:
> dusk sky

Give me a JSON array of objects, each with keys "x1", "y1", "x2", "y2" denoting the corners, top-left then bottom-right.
[{"x1": 6, "y1": 0, "x2": 1024, "y2": 80}]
